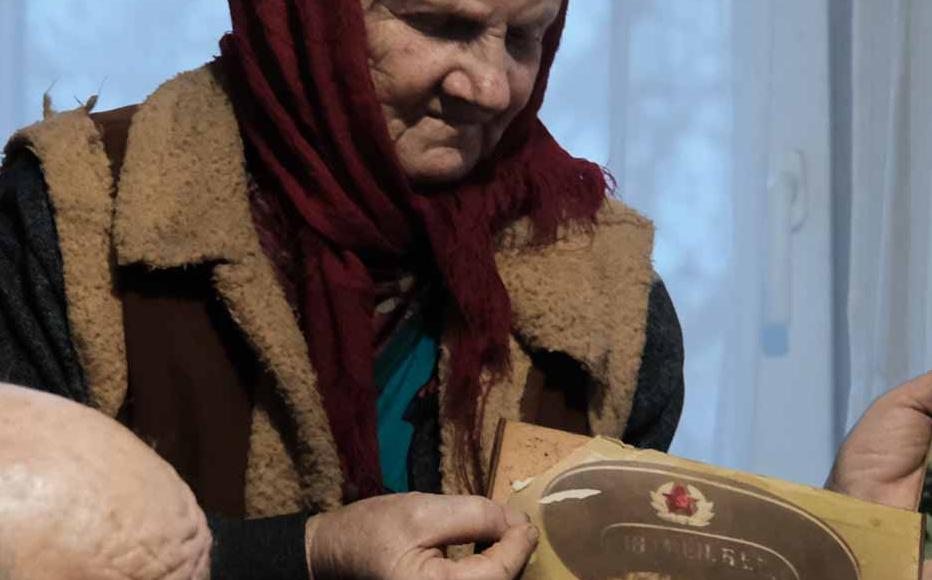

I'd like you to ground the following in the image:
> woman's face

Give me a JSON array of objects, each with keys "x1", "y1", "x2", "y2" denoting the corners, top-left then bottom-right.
[{"x1": 361, "y1": 0, "x2": 562, "y2": 184}]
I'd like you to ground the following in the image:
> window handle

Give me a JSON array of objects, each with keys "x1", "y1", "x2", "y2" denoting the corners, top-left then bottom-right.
[{"x1": 763, "y1": 150, "x2": 809, "y2": 356}]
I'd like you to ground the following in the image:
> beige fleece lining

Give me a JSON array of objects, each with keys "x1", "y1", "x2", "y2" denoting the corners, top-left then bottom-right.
[
  {"x1": 439, "y1": 199, "x2": 655, "y2": 495},
  {"x1": 114, "y1": 64, "x2": 256, "y2": 268},
  {"x1": 5, "y1": 110, "x2": 127, "y2": 417},
  {"x1": 115, "y1": 65, "x2": 343, "y2": 513},
  {"x1": 244, "y1": 385, "x2": 309, "y2": 517},
  {"x1": 214, "y1": 257, "x2": 343, "y2": 513},
  {"x1": 497, "y1": 200, "x2": 655, "y2": 438},
  {"x1": 439, "y1": 339, "x2": 533, "y2": 497}
]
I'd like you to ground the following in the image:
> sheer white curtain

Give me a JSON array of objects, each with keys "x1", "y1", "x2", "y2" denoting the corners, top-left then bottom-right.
[
  {"x1": 844, "y1": 0, "x2": 932, "y2": 427},
  {"x1": 2, "y1": 1, "x2": 868, "y2": 487},
  {"x1": 601, "y1": 0, "x2": 739, "y2": 468},
  {"x1": 539, "y1": 0, "x2": 747, "y2": 466},
  {"x1": 548, "y1": 0, "x2": 839, "y2": 485}
]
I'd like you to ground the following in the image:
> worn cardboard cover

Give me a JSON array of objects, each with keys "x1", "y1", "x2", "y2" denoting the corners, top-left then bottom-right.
[{"x1": 489, "y1": 421, "x2": 923, "y2": 580}]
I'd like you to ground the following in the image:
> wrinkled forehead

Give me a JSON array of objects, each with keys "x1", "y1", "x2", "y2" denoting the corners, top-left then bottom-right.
[{"x1": 376, "y1": 0, "x2": 563, "y2": 25}]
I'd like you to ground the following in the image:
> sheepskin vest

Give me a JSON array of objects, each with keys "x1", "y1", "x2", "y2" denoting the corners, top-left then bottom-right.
[{"x1": 4, "y1": 64, "x2": 655, "y2": 517}]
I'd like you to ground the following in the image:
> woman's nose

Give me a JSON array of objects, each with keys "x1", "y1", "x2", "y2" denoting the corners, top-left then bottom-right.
[{"x1": 441, "y1": 40, "x2": 512, "y2": 115}]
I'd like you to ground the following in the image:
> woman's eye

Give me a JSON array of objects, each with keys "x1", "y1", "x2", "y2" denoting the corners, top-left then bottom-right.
[
  {"x1": 506, "y1": 28, "x2": 543, "y2": 56},
  {"x1": 405, "y1": 13, "x2": 483, "y2": 42}
]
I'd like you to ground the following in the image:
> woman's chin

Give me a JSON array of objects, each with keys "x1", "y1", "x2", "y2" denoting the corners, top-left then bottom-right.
[{"x1": 402, "y1": 146, "x2": 481, "y2": 187}]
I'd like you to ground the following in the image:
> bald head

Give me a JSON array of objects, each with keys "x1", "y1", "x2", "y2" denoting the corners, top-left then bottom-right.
[{"x1": 0, "y1": 384, "x2": 211, "y2": 579}]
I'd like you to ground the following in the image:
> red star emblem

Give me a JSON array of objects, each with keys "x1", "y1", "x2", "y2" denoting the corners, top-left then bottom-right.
[{"x1": 664, "y1": 483, "x2": 698, "y2": 516}]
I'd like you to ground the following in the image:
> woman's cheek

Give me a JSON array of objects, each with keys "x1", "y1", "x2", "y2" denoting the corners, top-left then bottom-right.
[
  {"x1": 382, "y1": 39, "x2": 451, "y2": 104},
  {"x1": 509, "y1": 62, "x2": 540, "y2": 109}
]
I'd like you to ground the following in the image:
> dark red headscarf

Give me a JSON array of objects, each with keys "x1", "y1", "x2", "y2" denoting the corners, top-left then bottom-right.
[{"x1": 220, "y1": 0, "x2": 607, "y2": 500}]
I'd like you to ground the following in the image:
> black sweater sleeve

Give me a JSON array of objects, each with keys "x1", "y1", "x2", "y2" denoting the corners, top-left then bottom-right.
[
  {"x1": 622, "y1": 278, "x2": 686, "y2": 452},
  {"x1": 0, "y1": 151, "x2": 311, "y2": 580},
  {"x1": 0, "y1": 151, "x2": 87, "y2": 401},
  {"x1": 208, "y1": 513, "x2": 311, "y2": 579}
]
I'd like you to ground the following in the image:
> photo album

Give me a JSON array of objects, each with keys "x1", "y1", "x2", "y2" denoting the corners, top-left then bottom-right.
[{"x1": 488, "y1": 422, "x2": 924, "y2": 580}]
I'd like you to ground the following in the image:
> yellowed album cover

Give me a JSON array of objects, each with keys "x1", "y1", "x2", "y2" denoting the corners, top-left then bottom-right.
[{"x1": 491, "y1": 422, "x2": 923, "y2": 580}]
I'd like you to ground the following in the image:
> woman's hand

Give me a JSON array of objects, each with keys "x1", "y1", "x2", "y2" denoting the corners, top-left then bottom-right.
[
  {"x1": 826, "y1": 372, "x2": 932, "y2": 509},
  {"x1": 306, "y1": 492, "x2": 538, "y2": 580}
]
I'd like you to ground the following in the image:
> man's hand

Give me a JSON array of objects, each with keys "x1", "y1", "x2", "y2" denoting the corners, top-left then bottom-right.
[
  {"x1": 306, "y1": 493, "x2": 539, "y2": 580},
  {"x1": 826, "y1": 372, "x2": 932, "y2": 509}
]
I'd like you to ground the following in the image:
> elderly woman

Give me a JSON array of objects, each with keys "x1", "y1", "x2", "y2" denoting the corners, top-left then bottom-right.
[
  {"x1": 0, "y1": 0, "x2": 683, "y2": 576},
  {"x1": 3, "y1": 0, "x2": 927, "y2": 578}
]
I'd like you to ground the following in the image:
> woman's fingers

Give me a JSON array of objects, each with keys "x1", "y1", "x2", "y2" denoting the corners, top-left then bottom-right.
[
  {"x1": 421, "y1": 523, "x2": 539, "y2": 580},
  {"x1": 309, "y1": 493, "x2": 538, "y2": 580},
  {"x1": 409, "y1": 495, "x2": 530, "y2": 546}
]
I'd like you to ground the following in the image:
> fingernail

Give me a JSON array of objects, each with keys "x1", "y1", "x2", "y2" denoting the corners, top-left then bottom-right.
[
  {"x1": 505, "y1": 507, "x2": 530, "y2": 527},
  {"x1": 526, "y1": 524, "x2": 540, "y2": 543}
]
